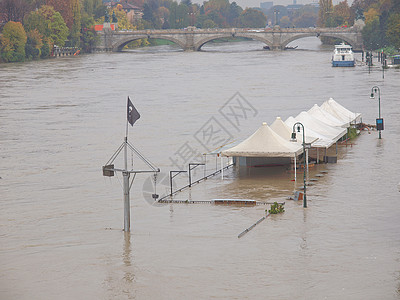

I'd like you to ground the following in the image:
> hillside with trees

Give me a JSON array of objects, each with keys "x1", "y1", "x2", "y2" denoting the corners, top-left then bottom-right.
[{"x1": 0, "y1": 0, "x2": 399, "y2": 63}]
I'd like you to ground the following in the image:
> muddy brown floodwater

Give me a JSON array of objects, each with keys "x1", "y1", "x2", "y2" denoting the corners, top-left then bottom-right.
[{"x1": 1, "y1": 37, "x2": 400, "y2": 299}]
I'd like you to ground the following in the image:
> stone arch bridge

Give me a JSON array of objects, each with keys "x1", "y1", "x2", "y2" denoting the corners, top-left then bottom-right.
[{"x1": 96, "y1": 27, "x2": 363, "y2": 52}]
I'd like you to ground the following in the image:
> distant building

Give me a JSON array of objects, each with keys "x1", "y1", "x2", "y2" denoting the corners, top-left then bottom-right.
[
  {"x1": 287, "y1": 4, "x2": 303, "y2": 10},
  {"x1": 106, "y1": 1, "x2": 143, "y2": 22},
  {"x1": 260, "y1": 1, "x2": 273, "y2": 14}
]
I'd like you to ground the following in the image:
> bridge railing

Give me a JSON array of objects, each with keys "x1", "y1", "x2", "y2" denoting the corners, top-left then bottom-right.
[{"x1": 109, "y1": 27, "x2": 358, "y2": 35}]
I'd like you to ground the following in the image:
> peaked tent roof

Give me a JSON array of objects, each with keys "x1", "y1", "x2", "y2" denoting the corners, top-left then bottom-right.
[
  {"x1": 294, "y1": 111, "x2": 347, "y2": 142},
  {"x1": 285, "y1": 116, "x2": 336, "y2": 148},
  {"x1": 221, "y1": 122, "x2": 303, "y2": 158},
  {"x1": 270, "y1": 117, "x2": 318, "y2": 145},
  {"x1": 320, "y1": 98, "x2": 361, "y2": 124},
  {"x1": 308, "y1": 104, "x2": 349, "y2": 128}
]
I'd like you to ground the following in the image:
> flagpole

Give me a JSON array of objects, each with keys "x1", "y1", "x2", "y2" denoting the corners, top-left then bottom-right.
[{"x1": 103, "y1": 98, "x2": 157, "y2": 232}]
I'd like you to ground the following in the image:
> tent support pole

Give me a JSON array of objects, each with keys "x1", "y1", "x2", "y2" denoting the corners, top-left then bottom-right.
[
  {"x1": 294, "y1": 155, "x2": 297, "y2": 181},
  {"x1": 221, "y1": 156, "x2": 224, "y2": 180}
]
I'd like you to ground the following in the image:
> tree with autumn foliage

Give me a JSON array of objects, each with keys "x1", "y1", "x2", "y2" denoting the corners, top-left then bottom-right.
[
  {"x1": 25, "y1": 29, "x2": 43, "y2": 59},
  {"x1": 355, "y1": 0, "x2": 400, "y2": 50},
  {"x1": 45, "y1": 0, "x2": 81, "y2": 46},
  {"x1": 0, "y1": 0, "x2": 32, "y2": 23},
  {"x1": 238, "y1": 8, "x2": 266, "y2": 28},
  {"x1": 24, "y1": 5, "x2": 69, "y2": 51},
  {"x1": 386, "y1": 13, "x2": 400, "y2": 49},
  {"x1": 0, "y1": 21, "x2": 27, "y2": 62},
  {"x1": 317, "y1": 0, "x2": 333, "y2": 27},
  {"x1": 110, "y1": 7, "x2": 134, "y2": 30},
  {"x1": 333, "y1": 0, "x2": 351, "y2": 27}
]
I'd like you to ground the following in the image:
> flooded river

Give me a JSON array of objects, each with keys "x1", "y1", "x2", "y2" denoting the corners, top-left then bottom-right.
[{"x1": 1, "y1": 38, "x2": 400, "y2": 299}]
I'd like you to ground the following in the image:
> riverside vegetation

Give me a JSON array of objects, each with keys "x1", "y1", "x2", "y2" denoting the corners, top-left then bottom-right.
[{"x1": 0, "y1": 0, "x2": 399, "y2": 63}]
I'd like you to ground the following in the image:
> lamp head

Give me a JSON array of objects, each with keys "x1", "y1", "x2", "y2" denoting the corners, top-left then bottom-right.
[
  {"x1": 297, "y1": 125, "x2": 301, "y2": 133},
  {"x1": 370, "y1": 92, "x2": 375, "y2": 99},
  {"x1": 291, "y1": 132, "x2": 297, "y2": 142}
]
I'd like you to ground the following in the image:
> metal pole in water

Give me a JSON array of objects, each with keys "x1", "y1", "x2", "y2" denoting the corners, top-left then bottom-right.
[
  {"x1": 123, "y1": 170, "x2": 130, "y2": 232},
  {"x1": 123, "y1": 136, "x2": 130, "y2": 232}
]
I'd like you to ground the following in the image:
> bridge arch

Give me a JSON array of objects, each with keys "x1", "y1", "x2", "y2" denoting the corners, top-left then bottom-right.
[
  {"x1": 281, "y1": 32, "x2": 358, "y2": 50},
  {"x1": 318, "y1": 33, "x2": 358, "y2": 48},
  {"x1": 194, "y1": 33, "x2": 273, "y2": 51},
  {"x1": 113, "y1": 35, "x2": 186, "y2": 51}
]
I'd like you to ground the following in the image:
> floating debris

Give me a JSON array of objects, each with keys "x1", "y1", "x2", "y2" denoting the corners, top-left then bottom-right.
[{"x1": 238, "y1": 214, "x2": 269, "y2": 238}]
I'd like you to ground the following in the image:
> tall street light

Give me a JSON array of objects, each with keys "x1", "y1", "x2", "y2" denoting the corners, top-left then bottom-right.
[
  {"x1": 291, "y1": 122, "x2": 307, "y2": 208},
  {"x1": 370, "y1": 86, "x2": 383, "y2": 139}
]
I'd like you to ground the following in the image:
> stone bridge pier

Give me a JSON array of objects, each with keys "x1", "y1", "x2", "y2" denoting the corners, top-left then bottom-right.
[{"x1": 96, "y1": 26, "x2": 363, "y2": 52}]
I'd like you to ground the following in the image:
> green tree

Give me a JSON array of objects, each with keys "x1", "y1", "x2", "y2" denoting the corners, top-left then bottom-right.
[
  {"x1": 24, "y1": 5, "x2": 69, "y2": 48},
  {"x1": 0, "y1": 21, "x2": 27, "y2": 62},
  {"x1": 386, "y1": 13, "x2": 400, "y2": 48},
  {"x1": 227, "y1": 2, "x2": 242, "y2": 26},
  {"x1": 238, "y1": 8, "x2": 266, "y2": 28},
  {"x1": 40, "y1": 40, "x2": 50, "y2": 58},
  {"x1": 25, "y1": 29, "x2": 43, "y2": 60},
  {"x1": 362, "y1": 16, "x2": 385, "y2": 49},
  {"x1": 80, "y1": 13, "x2": 99, "y2": 53},
  {"x1": 82, "y1": 0, "x2": 103, "y2": 16},
  {"x1": 318, "y1": 0, "x2": 333, "y2": 27},
  {"x1": 69, "y1": 0, "x2": 81, "y2": 47}
]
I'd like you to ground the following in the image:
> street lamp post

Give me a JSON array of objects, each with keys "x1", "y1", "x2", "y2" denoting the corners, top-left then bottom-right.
[
  {"x1": 291, "y1": 122, "x2": 307, "y2": 208},
  {"x1": 370, "y1": 86, "x2": 382, "y2": 139}
]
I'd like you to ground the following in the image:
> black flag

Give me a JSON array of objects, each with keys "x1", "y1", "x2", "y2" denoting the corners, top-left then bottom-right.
[{"x1": 127, "y1": 97, "x2": 140, "y2": 126}]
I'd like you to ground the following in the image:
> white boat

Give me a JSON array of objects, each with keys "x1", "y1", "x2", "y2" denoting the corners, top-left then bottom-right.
[
  {"x1": 387, "y1": 55, "x2": 400, "y2": 68},
  {"x1": 332, "y1": 43, "x2": 355, "y2": 67}
]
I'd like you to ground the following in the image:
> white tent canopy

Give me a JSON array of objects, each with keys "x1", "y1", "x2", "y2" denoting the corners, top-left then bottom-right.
[
  {"x1": 308, "y1": 104, "x2": 349, "y2": 128},
  {"x1": 221, "y1": 122, "x2": 303, "y2": 158},
  {"x1": 285, "y1": 116, "x2": 336, "y2": 148},
  {"x1": 270, "y1": 117, "x2": 318, "y2": 145},
  {"x1": 320, "y1": 98, "x2": 362, "y2": 124},
  {"x1": 294, "y1": 111, "x2": 347, "y2": 142}
]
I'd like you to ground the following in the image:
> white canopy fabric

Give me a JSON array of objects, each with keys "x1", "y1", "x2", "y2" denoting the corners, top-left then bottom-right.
[
  {"x1": 206, "y1": 140, "x2": 242, "y2": 155},
  {"x1": 270, "y1": 117, "x2": 318, "y2": 145},
  {"x1": 320, "y1": 98, "x2": 361, "y2": 124},
  {"x1": 221, "y1": 122, "x2": 303, "y2": 158},
  {"x1": 308, "y1": 104, "x2": 349, "y2": 128},
  {"x1": 285, "y1": 116, "x2": 336, "y2": 148},
  {"x1": 294, "y1": 111, "x2": 347, "y2": 142}
]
